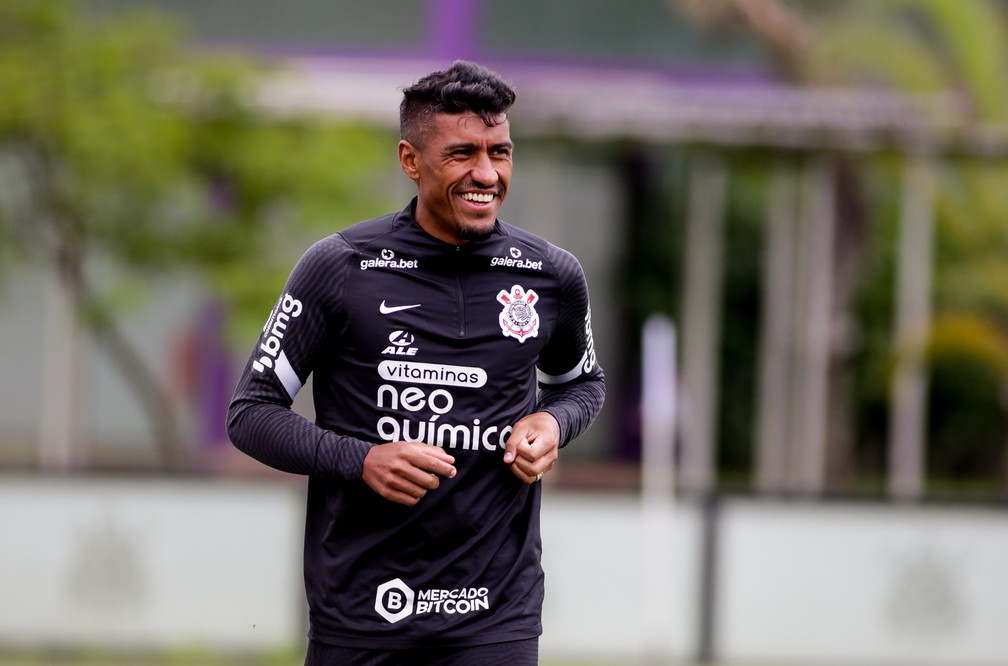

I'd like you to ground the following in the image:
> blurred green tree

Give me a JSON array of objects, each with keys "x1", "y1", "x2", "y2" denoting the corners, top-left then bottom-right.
[
  {"x1": 0, "y1": 0, "x2": 391, "y2": 467},
  {"x1": 804, "y1": 0, "x2": 1008, "y2": 317},
  {"x1": 804, "y1": 0, "x2": 1008, "y2": 490},
  {"x1": 675, "y1": 0, "x2": 1008, "y2": 493}
]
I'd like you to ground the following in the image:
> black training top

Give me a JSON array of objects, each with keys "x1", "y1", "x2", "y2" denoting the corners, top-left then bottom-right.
[{"x1": 227, "y1": 199, "x2": 605, "y2": 649}]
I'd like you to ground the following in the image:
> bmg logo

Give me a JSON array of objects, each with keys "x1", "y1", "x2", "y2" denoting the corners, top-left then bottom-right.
[{"x1": 375, "y1": 578, "x2": 415, "y2": 623}]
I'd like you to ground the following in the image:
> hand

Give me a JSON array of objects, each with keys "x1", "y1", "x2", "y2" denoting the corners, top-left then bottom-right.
[
  {"x1": 362, "y1": 442, "x2": 457, "y2": 506},
  {"x1": 503, "y1": 412, "x2": 560, "y2": 484}
]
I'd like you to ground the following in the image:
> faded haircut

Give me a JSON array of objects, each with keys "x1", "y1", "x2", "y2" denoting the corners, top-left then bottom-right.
[{"x1": 399, "y1": 60, "x2": 516, "y2": 145}]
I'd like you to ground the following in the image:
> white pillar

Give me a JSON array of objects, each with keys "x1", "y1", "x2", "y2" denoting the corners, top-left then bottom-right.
[
  {"x1": 755, "y1": 161, "x2": 799, "y2": 493},
  {"x1": 38, "y1": 273, "x2": 79, "y2": 471},
  {"x1": 888, "y1": 155, "x2": 936, "y2": 501},
  {"x1": 792, "y1": 157, "x2": 836, "y2": 496},
  {"x1": 680, "y1": 152, "x2": 727, "y2": 495},
  {"x1": 640, "y1": 315, "x2": 678, "y2": 659}
]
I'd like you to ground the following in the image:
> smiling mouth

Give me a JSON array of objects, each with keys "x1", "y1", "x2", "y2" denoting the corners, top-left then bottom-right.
[{"x1": 460, "y1": 192, "x2": 496, "y2": 204}]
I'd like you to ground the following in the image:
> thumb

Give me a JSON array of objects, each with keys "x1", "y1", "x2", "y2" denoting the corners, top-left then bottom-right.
[{"x1": 503, "y1": 431, "x2": 526, "y2": 464}]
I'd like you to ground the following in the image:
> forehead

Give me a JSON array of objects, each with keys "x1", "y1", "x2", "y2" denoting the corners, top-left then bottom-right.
[{"x1": 426, "y1": 111, "x2": 511, "y2": 145}]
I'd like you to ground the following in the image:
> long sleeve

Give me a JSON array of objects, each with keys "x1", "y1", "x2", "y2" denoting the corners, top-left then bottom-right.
[
  {"x1": 227, "y1": 387, "x2": 372, "y2": 479},
  {"x1": 538, "y1": 371, "x2": 606, "y2": 446},
  {"x1": 535, "y1": 245, "x2": 606, "y2": 446},
  {"x1": 226, "y1": 234, "x2": 373, "y2": 479}
]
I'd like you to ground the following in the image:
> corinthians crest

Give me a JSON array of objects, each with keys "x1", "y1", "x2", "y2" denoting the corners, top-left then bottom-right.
[{"x1": 497, "y1": 284, "x2": 540, "y2": 342}]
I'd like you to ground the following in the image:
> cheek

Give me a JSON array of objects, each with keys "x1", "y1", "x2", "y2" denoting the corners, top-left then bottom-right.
[{"x1": 427, "y1": 165, "x2": 460, "y2": 189}]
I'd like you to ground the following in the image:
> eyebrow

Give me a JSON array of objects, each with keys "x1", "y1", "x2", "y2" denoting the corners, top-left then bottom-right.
[{"x1": 443, "y1": 141, "x2": 514, "y2": 152}]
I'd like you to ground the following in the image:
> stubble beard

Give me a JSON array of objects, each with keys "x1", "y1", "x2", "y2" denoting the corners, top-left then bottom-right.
[{"x1": 457, "y1": 219, "x2": 496, "y2": 242}]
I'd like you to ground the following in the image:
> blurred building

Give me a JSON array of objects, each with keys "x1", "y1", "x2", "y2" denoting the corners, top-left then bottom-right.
[
  {"x1": 4, "y1": 0, "x2": 767, "y2": 477},
  {"x1": 2, "y1": 0, "x2": 1004, "y2": 498},
  {"x1": 4, "y1": 3, "x2": 1008, "y2": 664}
]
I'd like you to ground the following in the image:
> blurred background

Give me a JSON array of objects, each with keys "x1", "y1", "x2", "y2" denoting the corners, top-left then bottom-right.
[{"x1": 2, "y1": 0, "x2": 1008, "y2": 664}]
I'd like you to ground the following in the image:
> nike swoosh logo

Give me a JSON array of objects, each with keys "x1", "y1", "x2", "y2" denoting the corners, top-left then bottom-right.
[{"x1": 379, "y1": 301, "x2": 422, "y2": 314}]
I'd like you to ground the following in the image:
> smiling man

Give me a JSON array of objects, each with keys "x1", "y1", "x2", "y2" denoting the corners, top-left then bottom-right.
[
  {"x1": 227, "y1": 61, "x2": 605, "y2": 666},
  {"x1": 399, "y1": 105, "x2": 512, "y2": 244}
]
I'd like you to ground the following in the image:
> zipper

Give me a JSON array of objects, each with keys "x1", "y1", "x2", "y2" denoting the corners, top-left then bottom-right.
[
  {"x1": 455, "y1": 274, "x2": 467, "y2": 337},
  {"x1": 453, "y1": 244, "x2": 468, "y2": 338}
]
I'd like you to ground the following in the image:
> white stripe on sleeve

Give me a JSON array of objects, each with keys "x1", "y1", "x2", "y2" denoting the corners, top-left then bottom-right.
[
  {"x1": 275, "y1": 350, "x2": 304, "y2": 400},
  {"x1": 537, "y1": 351, "x2": 588, "y2": 385}
]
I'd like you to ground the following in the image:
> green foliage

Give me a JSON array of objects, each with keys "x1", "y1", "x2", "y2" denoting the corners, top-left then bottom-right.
[
  {"x1": 716, "y1": 159, "x2": 766, "y2": 477},
  {"x1": 806, "y1": 1, "x2": 1008, "y2": 320},
  {"x1": 804, "y1": 0, "x2": 1008, "y2": 491},
  {"x1": 0, "y1": 0, "x2": 394, "y2": 460},
  {"x1": 0, "y1": 0, "x2": 393, "y2": 341},
  {"x1": 924, "y1": 314, "x2": 1008, "y2": 485},
  {"x1": 805, "y1": 1, "x2": 1008, "y2": 319}
]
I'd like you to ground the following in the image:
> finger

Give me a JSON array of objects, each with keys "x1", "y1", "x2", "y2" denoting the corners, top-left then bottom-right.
[
  {"x1": 502, "y1": 431, "x2": 527, "y2": 464},
  {"x1": 508, "y1": 447, "x2": 540, "y2": 477},
  {"x1": 408, "y1": 445, "x2": 456, "y2": 478},
  {"x1": 508, "y1": 460, "x2": 539, "y2": 485},
  {"x1": 418, "y1": 453, "x2": 457, "y2": 479},
  {"x1": 420, "y1": 445, "x2": 456, "y2": 466},
  {"x1": 512, "y1": 446, "x2": 558, "y2": 480},
  {"x1": 396, "y1": 466, "x2": 442, "y2": 492},
  {"x1": 517, "y1": 433, "x2": 540, "y2": 460},
  {"x1": 384, "y1": 489, "x2": 424, "y2": 506},
  {"x1": 377, "y1": 475, "x2": 428, "y2": 504}
]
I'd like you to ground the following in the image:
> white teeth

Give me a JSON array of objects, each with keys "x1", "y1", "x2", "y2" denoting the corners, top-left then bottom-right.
[{"x1": 462, "y1": 192, "x2": 494, "y2": 203}]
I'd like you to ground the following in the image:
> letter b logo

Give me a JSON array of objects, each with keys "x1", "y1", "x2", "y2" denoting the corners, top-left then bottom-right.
[{"x1": 375, "y1": 578, "x2": 415, "y2": 623}]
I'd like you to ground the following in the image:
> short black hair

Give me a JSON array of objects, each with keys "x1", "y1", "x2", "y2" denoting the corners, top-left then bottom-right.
[{"x1": 399, "y1": 60, "x2": 516, "y2": 144}]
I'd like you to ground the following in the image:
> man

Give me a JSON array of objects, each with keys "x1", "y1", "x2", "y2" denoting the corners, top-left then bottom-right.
[{"x1": 227, "y1": 60, "x2": 605, "y2": 665}]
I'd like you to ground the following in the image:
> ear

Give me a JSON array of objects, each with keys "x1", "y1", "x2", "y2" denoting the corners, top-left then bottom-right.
[{"x1": 398, "y1": 140, "x2": 420, "y2": 182}]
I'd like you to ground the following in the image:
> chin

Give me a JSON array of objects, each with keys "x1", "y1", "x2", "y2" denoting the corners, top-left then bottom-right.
[{"x1": 458, "y1": 220, "x2": 496, "y2": 241}]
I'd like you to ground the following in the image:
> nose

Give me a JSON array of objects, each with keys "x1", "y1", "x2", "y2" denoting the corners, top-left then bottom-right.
[{"x1": 471, "y1": 150, "x2": 499, "y2": 187}]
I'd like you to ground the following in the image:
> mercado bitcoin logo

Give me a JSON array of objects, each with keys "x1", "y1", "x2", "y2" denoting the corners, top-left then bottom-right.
[{"x1": 375, "y1": 578, "x2": 415, "y2": 623}]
